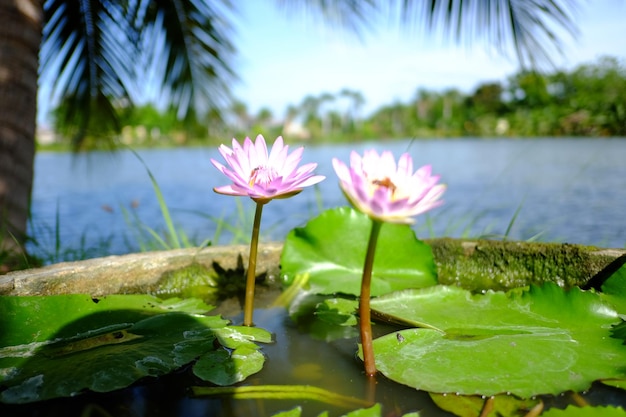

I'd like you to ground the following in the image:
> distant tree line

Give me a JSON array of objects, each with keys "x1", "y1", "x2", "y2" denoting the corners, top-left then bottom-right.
[
  {"x1": 328, "y1": 55, "x2": 626, "y2": 140},
  {"x1": 46, "y1": 55, "x2": 626, "y2": 148}
]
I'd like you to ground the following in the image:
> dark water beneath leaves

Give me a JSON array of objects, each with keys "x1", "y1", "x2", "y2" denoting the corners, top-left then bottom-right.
[
  {"x1": 28, "y1": 137, "x2": 626, "y2": 261},
  {"x1": 3, "y1": 305, "x2": 626, "y2": 417}
]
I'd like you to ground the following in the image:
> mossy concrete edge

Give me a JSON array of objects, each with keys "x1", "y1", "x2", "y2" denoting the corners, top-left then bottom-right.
[
  {"x1": 0, "y1": 243, "x2": 283, "y2": 296},
  {"x1": 428, "y1": 238, "x2": 626, "y2": 291},
  {"x1": 1, "y1": 239, "x2": 624, "y2": 296}
]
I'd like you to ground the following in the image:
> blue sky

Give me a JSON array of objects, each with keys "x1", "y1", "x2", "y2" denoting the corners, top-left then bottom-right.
[{"x1": 231, "y1": 1, "x2": 626, "y2": 118}]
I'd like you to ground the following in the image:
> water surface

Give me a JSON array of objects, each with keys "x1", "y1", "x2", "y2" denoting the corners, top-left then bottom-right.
[{"x1": 29, "y1": 138, "x2": 626, "y2": 261}]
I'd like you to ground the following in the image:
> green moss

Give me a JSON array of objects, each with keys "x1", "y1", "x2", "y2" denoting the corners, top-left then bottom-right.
[
  {"x1": 150, "y1": 255, "x2": 269, "y2": 307},
  {"x1": 427, "y1": 238, "x2": 617, "y2": 291},
  {"x1": 153, "y1": 263, "x2": 219, "y2": 299}
]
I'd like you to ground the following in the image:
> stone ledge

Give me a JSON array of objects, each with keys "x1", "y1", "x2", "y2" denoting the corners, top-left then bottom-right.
[
  {"x1": 0, "y1": 243, "x2": 283, "y2": 296},
  {"x1": 1, "y1": 239, "x2": 624, "y2": 296}
]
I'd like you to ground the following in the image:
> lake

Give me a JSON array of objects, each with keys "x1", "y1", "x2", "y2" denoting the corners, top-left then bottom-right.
[{"x1": 28, "y1": 137, "x2": 626, "y2": 262}]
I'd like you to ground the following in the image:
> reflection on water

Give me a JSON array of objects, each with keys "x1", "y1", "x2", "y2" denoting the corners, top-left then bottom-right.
[{"x1": 29, "y1": 138, "x2": 626, "y2": 261}]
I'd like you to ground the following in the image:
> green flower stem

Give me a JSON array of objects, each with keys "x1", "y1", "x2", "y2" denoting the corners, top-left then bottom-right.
[
  {"x1": 244, "y1": 201, "x2": 264, "y2": 326},
  {"x1": 191, "y1": 385, "x2": 372, "y2": 409},
  {"x1": 360, "y1": 219, "x2": 383, "y2": 376}
]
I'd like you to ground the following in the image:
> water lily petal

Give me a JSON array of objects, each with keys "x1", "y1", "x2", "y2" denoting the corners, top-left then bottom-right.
[
  {"x1": 333, "y1": 149, "x2": 445, "y2": 224},
  {"x1": 212, "y1": 135, "x2": 324, "y2": 203},
  {"x1": 214, "y1": 184, "x2": 246, "y2": 197},
  {"x1": 254, "y1": 135, "x2": 269, "y2": 164},
  {"x1": 281, "y1": 146, "x2": 304, "y2": 176},
  {"x1": 291, "y1": 174, "x2": 326, "y2": 189},
  {"x1": 267, "y1": 136, "x2": 285, "y2": 166},
  {"x1": 380, "y1": 151, "x2": 397, "y2": 175},
  {"x1": 292, "y1": 162, "x2": 318, "y2": 178},
  {"x1": 397, "y1": 153, "x2": 413, "y2": 177}
]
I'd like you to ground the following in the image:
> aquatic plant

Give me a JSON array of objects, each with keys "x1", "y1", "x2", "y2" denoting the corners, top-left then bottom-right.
[
  {"x1": 280, "y1": 208, "x2": 626, "y2": 414},
  {"x1": 0, "y1": 295, "x2": 272, "y2": 403},
  {"x1": 331, "y1": 150, "x2": 445, "y2": 375},
  {"x1": 211, "y1": 134, "x2": 324, "y2": 325}
]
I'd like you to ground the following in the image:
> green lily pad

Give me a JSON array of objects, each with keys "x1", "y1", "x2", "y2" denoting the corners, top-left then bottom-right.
[
  {"x1": 0, "y1": 294, "x2": 271, "y2": 403},
  {"x1": 600, "y1": 262, "x2": 626, "y2": 314},
  {"x1": 315, "y1": 298, "x2": 358, "y2": 327},
  {"x1": 369, "y1": 284, "x2": 626, "y2": 397},
  {"x1": 0, "y1": 294, "x2": 214, "y2": 347},
  {"x1": 214, "y1": 325, "x2": 275, "y2": 348},
  {"x1": 288, "y1": 293, "x2": 360, "y2": 341},
  {"x1": 281, "y1": 207, "x2": 437, "y2": 296},
  {"x1": 193, "y1": 346, "x2": 265, "y2": 386}
]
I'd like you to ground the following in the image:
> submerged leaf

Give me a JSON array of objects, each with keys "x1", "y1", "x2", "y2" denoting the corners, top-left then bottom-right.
[
  {"x1": 343, "y1": 404, "x2": 382, "y2": 416},
  {"x1": 430, "y1": 392, "x2": 541, "y2": 417},
  {"x1": 192, "y1": 384, "x2": 372, "y2": 409},
  {"x1": 281, "y1": 207, "x2": 437, "y2": 296},
  {"x1": 370, "y1": 284, "x2": 626, "y2": 397},
  {"x1": 271, "y1": 407, "x2": 303, "y2": 417},
  {"x1": 542, "y1": 405, "x2": 626, "y2": 416}
]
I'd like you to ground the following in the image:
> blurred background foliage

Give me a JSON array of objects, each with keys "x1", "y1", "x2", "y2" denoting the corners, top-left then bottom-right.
[{"x1": 44, "y1": 55, "x2": 626, "y2": 149}]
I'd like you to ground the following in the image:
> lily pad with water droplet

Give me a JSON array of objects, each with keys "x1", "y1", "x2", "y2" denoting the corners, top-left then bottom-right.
[{"x1": 369, "y1": 283, "x2": 626, "y2": 397}]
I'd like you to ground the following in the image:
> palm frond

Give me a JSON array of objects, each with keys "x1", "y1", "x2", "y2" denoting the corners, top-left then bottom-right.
[
  {"x1": 394, "y1": 0, "x2": 580, "y2": 68},
  {"x1": 136, "y1": 0, "x2": 238, "y2": 120},
  {"x1": 274, "y1": 0, "x2": 380, "y2": 35},
  {"x1": 41, "y1": 0, "x2": 136, "y2": 147},
  {"x1": 41, "y1": 0, "x2": 237, "y2": 146}
]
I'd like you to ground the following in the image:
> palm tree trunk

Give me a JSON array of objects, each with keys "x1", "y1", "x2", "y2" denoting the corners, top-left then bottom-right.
[{"x1": 0, "y1": 0, "x2": 42, "y2": 259}]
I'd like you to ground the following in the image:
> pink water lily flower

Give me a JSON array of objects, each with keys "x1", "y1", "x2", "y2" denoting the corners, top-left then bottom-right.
[
  {"x1": 333, "y1": 149, "x2": 445, "y2": 376},
  {"x1": 211, "y1": 134, "x2": 324, "y2": 326},
  {"x1": 211, "y1": 135, "x2": 325, "y2": 204},
  {"x1": 332, "y1": 150, "x2": 445, "y2": 224}
]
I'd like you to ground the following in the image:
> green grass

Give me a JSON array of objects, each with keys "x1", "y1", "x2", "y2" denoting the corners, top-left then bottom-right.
[
  {"x1": 24, "y1": 198, "x2": 553, "y2": 267},
  {"x1": 26, "y1": 201, "x2": 114, "y2": 265}
]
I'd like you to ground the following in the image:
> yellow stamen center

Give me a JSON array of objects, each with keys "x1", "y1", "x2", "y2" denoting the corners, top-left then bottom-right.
[
  {"x1": 372, "y1": 177, "x2": 397, "y2": 194},
  {"x1": 249, "y1": 166, "x2": 277, "y2": 187},
  {"x1": 249, "y1": 168, "x2": 260, "y2": 186}
]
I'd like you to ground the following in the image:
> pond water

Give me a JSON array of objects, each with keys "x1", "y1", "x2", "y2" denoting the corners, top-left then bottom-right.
[{"x1": 28, "y1": 137, "x2": 626, "y2": 261}]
